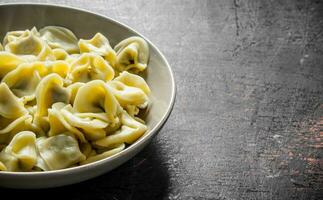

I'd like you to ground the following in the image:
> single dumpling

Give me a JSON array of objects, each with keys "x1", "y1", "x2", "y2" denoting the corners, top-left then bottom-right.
[
  {"x1": 34, "y1": 74, "x2": 70, "y2": 132},
  {"x1": 112, "y1": 71, "x2": 151, "y2": 115},
  {"x1": 114, "y1": 36, "x2": 149, "y2": 73},
  {"x1": 0, "y1": 149, "x2": 18, "y2": 171},
  {"x1": 0, "y1": 131, "x2": 37, "y2": 171},
  {"x1": 79, "y1": 33, "x2": 116, "y2": 66},
  {"x1": 2, "y1": 30, "x2": 26, "y2": 46},
  {"x1": 0, "y1": 83, "x2": 31, "y2": 136},
  {"x1": 107, "y1": 72, "x2": 150, "y2": 111},
  {"x1": 93, "y1": 110, "x2": 147, "y2": 148},
  {"x1": 67, "y1": 53, "x2": 115, "y2": 83},
  {"x1": 73, "y1": 80, "x2": 121, "y2": 123},
  {"x1": 1, "y1": 62, "x2": 47, "y2": 101},
  {"x1": 115, "y1": 71, "x2": 150, "y2": 94},
  {"x1": 4, "y1": 27, "x2": 54, "y2": 61},
  {"x1": 0, "y1": 52, "x2": 24, "y2": 80},
  {"x1": 107, "y1": 81, "x2": 148, "y2": 108},
  {"x1": 39, "y1": 26, "x2": 79, "y2": 54},
  {"x1": 36, "y1": 134, "x2": 85, "y2": 170}
]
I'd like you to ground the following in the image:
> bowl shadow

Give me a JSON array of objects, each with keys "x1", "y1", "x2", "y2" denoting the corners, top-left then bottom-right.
[{"x1": 0, "y1": 140, "x2": 170, "y2": 200}]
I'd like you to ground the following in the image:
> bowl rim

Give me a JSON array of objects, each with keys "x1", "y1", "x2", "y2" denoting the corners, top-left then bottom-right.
[{"x1": 0, "y1": 3, "x2": 176, "y2": 176}]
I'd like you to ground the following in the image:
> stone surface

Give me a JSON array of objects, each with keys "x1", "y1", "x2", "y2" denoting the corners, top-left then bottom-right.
[{"x1": 0, "y1": 0, "x2": 322, "y2": 199}]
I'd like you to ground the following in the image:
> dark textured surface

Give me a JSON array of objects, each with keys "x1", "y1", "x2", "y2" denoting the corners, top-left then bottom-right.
[{"x1": 0, "y1": 0, "x2": 323, "y2": 199}]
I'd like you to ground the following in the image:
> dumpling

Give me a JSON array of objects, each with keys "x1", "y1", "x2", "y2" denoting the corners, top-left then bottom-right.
[
  {"x1": 48, "y1": 103, "x2": 86, "y2": 143},
  {"x1": 81, "y1": 143, "x2": 125, "y2": 165},
  {"x1": 36, "y1": 134, "x2": 85, "y2": 170},
  {"x1": 114, "y1": 36, "x2": 149, "y2": 73},
  {"x1": 110, "y1": 71, "x2": 150, "y2": 115},
  {"x1": 0, "y1": 28, "x2": 152, "y2": 171},
  {"x1": 60, "y1": 104, "x2": 108, "y2": 141},
  {"x1": 0, "y1": 52, "x2": 23, "y2": 80},
  {"x1": 2, "y1": 30, "x2": 26, "y2": 46},
  {"x1": 35, "y1": 74, "x2": 70, "y2": 118},
  {"x1": 4, "y1": 27, "x2": 54, "y2": 61},
  {"x1": 93, "y1": 111, "x2": 147, "y2": 148},
  {"x1": 1, "y1": 62, "x2": 47, "y2": 100},
  {"x1": 34, "y1": 137, "x2": 50, "y2": 171},
  {"x1": 107, "y1": 80, "x2": 148, "y2": 108},
  {"x1": 0, "y1": 150, "x2": 18, "y2": 171},
  {"x1": 73, "y1": 80, "x2": 121, "y2": 123},
  {"x1": 2, "y1": 131, "x2": 37, "y2": 171},
  {"x1": 0, "y1": 131, "x2": 37, "y2": 171},
  {"x1": 67, "y1": 53, "x2": 114, "y2": 83},
  {"x1": 79, "y1": 33, "x2": 116, "y2": 66},
  {"x1": 39, "y1": 26, "x2": 79, "y2": 54},
  {"x1": 115, "y1": 71, "x2": 150, "y2": 94},
  {"x1": 34, "y1": 74, "x2": 70, "y2": 132},
  {"x1": 0, "y1": 83, "x2": 30, "y2": 135}
]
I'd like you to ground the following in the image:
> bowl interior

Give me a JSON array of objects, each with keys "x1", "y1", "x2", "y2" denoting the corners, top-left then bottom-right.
[{"x1": 0, "y1": 5, "x2": 174, "y2": 170}]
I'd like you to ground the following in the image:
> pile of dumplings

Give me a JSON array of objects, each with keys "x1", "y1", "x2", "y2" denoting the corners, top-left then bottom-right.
[{"x1": 0, "y1": 26, "x2": 151, "y2": 172}]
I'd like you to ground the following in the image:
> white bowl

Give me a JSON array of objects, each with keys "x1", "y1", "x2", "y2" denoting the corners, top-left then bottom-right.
[{"x1": 0, "y1": 3, "x2": 175, "y2": 189}]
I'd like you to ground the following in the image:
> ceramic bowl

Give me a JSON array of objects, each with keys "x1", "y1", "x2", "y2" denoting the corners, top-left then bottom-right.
[{"x1": 0, "y1": 3, "x2": 175, "y2": 189}]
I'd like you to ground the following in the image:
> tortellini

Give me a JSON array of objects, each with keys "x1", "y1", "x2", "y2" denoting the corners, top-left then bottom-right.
[
  {"x1": 34, "y1": 74, "x2": 70, "y2": 132},
  {"x1": 73, "y1": 80, "x2": 120, "y2": 122},
  {"x1": 4, "y1": 27, "x2": 54, "y2": 61},
  {"x1": 39, "y1": 26, "x2": 79, "y2": 54},
  {"x1": 0, "y1": 83, "x2": 31, "y2": 137},
  {"x1": 37, "y1": 134, "x2": 85, "y2": 170},
  {"x1": 67, "y1": 53, "x2": 114, "y2": 83},
  {"x1": 0, "y1": 131, "x2": 37, "y2": 171},
  {"x1": 114, "y1": 36, "x2": 149, "y2": 73},
  {"x1": 79, "y1": 33, "x2": 116, "y2": 66},
  {"x1": 0, "y1": 26, "x2": 151, "y2": 172},
  {"x1": 2, "y1": 62, "x2": 46, "y2": 100}
]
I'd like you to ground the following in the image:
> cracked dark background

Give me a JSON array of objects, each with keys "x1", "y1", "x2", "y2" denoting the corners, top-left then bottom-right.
[{"x1": 0, "y1": 0, "x2": 322, "y2": 199}]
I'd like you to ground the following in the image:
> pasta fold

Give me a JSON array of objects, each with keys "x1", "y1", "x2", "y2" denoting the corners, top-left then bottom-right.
[
  {"x1": 36, "y1": 134, "x2": 85, "y2": 170},
  {"x1": 4, "y1": 27, "x2": 54, "y2": 61},
  {"x1": 73, "y1": 80, "x2": 121, "y2": 123},
  {"x1": 114, "y1": 36, "x2": 149, "y2": 73},
  {"x1": 79, "y1": 33, "x2": 116, "y2": 66},
  {"x1": 39, "y1": 26, "x2": 79, "y2": 54},
  {"x1": 68, "y1": 53, "x2": 114, "y2": 83},
  {"x1": 93, "y1": 111, "x2": 147, "y2": 148},
  {"x1": 0, "y1": 131, "x2": 37, "y2": 171},
  {"x1": 34, "y1": 74, "x2": 70, "y2": 132}
]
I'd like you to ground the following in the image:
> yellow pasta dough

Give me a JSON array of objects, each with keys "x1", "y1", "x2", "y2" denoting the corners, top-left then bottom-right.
[{"x1": 0, "y1": 26, "x2": 150, "y2": 171}]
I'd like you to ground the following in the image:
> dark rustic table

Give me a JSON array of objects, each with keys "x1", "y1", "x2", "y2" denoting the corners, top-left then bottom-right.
[{"x1": 0, "y1": 0, "x2": 322, "y2": 199}]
